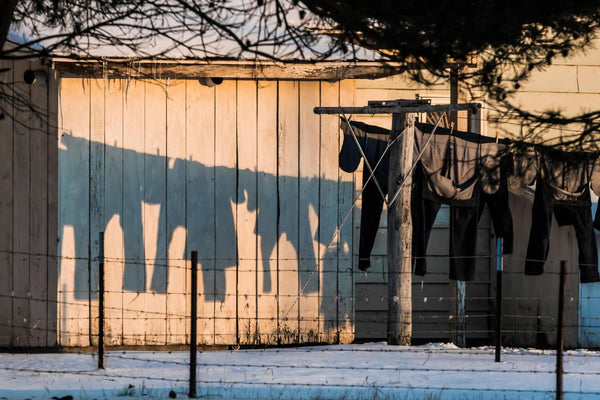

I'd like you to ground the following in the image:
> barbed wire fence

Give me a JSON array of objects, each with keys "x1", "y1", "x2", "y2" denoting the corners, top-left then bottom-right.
[
  {"x1": 0, "y1": 116, "x2": 596, "y2": 399},
  {"x1": 0, "y1": 241, "x2": 592, "y2": 399}
]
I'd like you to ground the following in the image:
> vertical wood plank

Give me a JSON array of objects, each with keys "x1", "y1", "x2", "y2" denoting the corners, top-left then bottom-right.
[
  {"x1": 214, "y1": 80, "x2": 238, "y2": 345},
  {"x1": 144, "y1": 81, "x2": 167, "y2": 345},
  {"x1": 0, "y1": 60, "x2": 14, "y2": 345},
  {"x1": 166, "y1": 80, "x2": 187, "y2": 344},
  {"x1": 186, "y1": 81, "x2": 215, "y2": 345},
  {"x1": 58, "y1": 78, "x2": 90, "y2": 346},
  {"x1": 319, "y1": 81, "x2": 340, "y2": 343},
  {"x1": 236, "y1": 80, "x2": 258, "y2": 345},
  {"x1": 104, "y1": 79, "x2": 124, "y2": 345},
  {"x1": 89, "y1": 79, "x2": 105, "y2": 346},
  {"x1": 338, "y1": 79, "x2": 355, "y2": 343},
  {"x1": 277, "y1": 80, "x2": 299, "y2": 344},
  {"x1": 298, "y1": 81, "x2": 320, "y2": 342},
  {"x1": 29, "y1": 61, "x2": 49, "y2": 347},
  {"x1": 122, "y1": 79, "x2": 146, "y2": 345},
  {"x1": 46, "y1": 68, "x2": 59, "y2": 347},
  {"x1": 256, "y1": 81, "x2": 278, "y2": 344},
  {"x1": 13, "y1": 60, "x2": 31, "y2": 347}
]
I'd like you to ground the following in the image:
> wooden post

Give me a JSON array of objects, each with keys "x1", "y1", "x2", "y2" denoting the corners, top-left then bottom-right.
[
  {"x1": 449, "y1": 67, "x2": 470, "y2": 348},
  {"x1": 387, "y1": 112, "x2": 415, "y2": 346},
  {"x1": 450, "y1": 67, "x2": 459, "y2": 129}
]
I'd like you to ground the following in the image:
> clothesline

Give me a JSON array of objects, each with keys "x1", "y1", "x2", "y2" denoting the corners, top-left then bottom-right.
[{"x1": 337, "y1": 115, "x2": 600, "y2": 284}]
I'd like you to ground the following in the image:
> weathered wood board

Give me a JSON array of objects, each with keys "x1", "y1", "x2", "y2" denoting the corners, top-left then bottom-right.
[
  {"x1": 236, "y1": 80, "x2": 258, "y2": 345},
  {"x1": 52, "y1": 77, "x2": 355, "y2": 347}
]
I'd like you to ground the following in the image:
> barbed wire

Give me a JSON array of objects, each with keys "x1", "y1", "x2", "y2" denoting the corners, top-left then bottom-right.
[
  {"x1": 4, "y1": 324, "x2": 600, "y2": 342},
  {"x1": 2, "y1": 353, "x2": 600, "y2": 388},
  {"x1": 0, "y1": 365, "x2": 188, "y2": 383},
  {"x1": 1, "y1": 246, "x2": 589, "y2": 263},
  {"x1": 1, "y1": 359, "x2": 598, "y2": 395}
]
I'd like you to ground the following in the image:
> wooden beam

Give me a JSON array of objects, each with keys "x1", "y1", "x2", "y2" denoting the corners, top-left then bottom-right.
[
  {"x1": 450, "y1": 67, "x2": 459, "y2": 128},
  {"x1": 50, "y1": 59, "x2": 405, "y2": 80},
  {"x1": 314, "y1": 103, "x2": 480, "y2": 115},
  {"x1": 386, "y1": 112, "x2": 415, "y2": 346}
]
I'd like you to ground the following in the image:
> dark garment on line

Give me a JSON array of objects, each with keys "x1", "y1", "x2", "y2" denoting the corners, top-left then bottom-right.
[
  {"x1": 338, "y1": 119, "x2": 390, "y2": 271},
  {"x1": 412, "y1": 165, "x2": 481, "y2": 281},
  {"x1": 339, "y1": 120, "x2": 510, "y2": 278},
  {"x1": 478, "y1": 153, "x2": 514, "y2": 254},
  {"x1": 525, "y1": 180, "x2": 600, "y2": 283},
  {"x1": 523, "y1": 147, "x2": 600, "y2": 283},
  {"x1": 412, "y1": 123, "x2": 507, "y2": 281},
  {"x1": 414, "y1": 122, "x2": 505, "y2": 203}
]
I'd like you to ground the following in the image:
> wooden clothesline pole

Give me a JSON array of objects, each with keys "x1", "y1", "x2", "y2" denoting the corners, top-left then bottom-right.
[
  {"x1": 314, "y1": 100, "x2": 481, "y2": 346},
  {"x1": 313, "y1": 102, "x2": 480, "y2": 115},
  {"x1": 387, "y1": 111, "x2": 415, "y2": 345}
]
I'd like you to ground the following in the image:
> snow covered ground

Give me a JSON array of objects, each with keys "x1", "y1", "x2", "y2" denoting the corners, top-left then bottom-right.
[{"x1": 1, "y1": 342, "x2": 600, "y2": 399}]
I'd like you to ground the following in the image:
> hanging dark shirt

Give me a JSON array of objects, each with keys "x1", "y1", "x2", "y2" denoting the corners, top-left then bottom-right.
[{"x1": 516, "y1": 146, "x2": 600, "y2": 283}]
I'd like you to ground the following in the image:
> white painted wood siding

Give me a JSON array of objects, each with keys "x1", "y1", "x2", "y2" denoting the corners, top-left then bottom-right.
[
  {"x1": 57, "y1": 78, "x2": 355, "y2": 346},
  {"x1": 0, "y1": 58, "x2": 58, "y2": 347}
]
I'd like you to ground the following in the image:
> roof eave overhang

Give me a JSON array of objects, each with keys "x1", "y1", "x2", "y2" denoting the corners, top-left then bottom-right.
[{"x1": 50, "y1": 57, "x2": 409, "y2": 80}]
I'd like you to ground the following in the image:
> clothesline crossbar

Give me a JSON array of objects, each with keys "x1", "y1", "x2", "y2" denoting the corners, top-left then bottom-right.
[{"x1": 313, "y1": 102, "x2": 481, "y2": 115}]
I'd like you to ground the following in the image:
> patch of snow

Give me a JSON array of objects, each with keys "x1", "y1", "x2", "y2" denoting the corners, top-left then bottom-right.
[{"x1": 1, "y1": 343, "x2": 600, "y2": 399}]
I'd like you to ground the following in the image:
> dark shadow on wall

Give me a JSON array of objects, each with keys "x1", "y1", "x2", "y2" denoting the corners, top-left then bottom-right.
[{"x1": 59, "y1": 133, "x2": 349, "y2": 311}]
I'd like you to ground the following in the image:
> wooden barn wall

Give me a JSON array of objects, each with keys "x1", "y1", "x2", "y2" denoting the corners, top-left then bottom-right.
[
  {"x1": 350, "y1": 74, "x2": 495, "y2": 344},
  {"x1": 56, "y1": 77, "x2": 356, "y2": 346},
  {"x1": 0, "y1": 58, "x2": 58, "y2": 347}
]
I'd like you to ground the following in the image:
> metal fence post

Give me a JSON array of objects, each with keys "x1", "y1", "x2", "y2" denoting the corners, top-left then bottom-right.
[
  {"x1": 495, "y1": 237, "x2": 503, "y2": 362},
  {"x1": 189, "y1": 251, "x2": 198, "y2": 398},
  {"x1": 98, "y1": 232, "x2": 105, "y2": 370},
  {"x1": 556, "y1": 260, "x2": 567, "y2": 400},
  {"x1": 456, "y1": 281, "x2": 466, "y2": 347}
]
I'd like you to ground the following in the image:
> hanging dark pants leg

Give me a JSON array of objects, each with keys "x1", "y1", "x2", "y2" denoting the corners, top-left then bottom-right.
[
  {"x1": 479, "y1": 189, "x2": 514, "y2": 255},
  {"x1": 449, "y1": 205, "x2": 480, "y2": 281},
  {"x1": 526, "y1": 181, "x2": 600, "y2": 283},
  {"x1": 412, "y1": 194, "x2": 442, "y2": 277},
  {"x1": 554, "y1": 204, "x2": 600, "y2": 283},
  {"x1": 525, "y1": 182, "x2": 553, "y2": 276},
  {"x1": 358, "y1": 171, "x2": 387, "y2": 271}
]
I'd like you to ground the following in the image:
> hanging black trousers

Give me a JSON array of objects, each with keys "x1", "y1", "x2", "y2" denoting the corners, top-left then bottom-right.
[
  {"x1": 412, "y1": 167, "x2": 480, "y2": 281},
  {"x1": 478, "y1": 155, "x2": 514, "y2": 254},
  {"x1": 338, "y1": 120, "x2": 390, "y2": 271},
  {"x1": 525, "y1": 180, "x2": 600, "y2": 283}
]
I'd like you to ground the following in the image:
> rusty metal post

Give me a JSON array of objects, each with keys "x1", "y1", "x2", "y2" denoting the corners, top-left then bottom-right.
[
  {"x1": 98, "y1": 232, "x2": 105, "y2": 370},
  {"x1": 189, "y1": 251, "x2": 198, "y2": 398},
  {"x1": 556, "y1": 260, "x2": 567, "y2": 400},
  {"x1": 495, "y1": 238, "x2": 503, "y2": 362}
]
